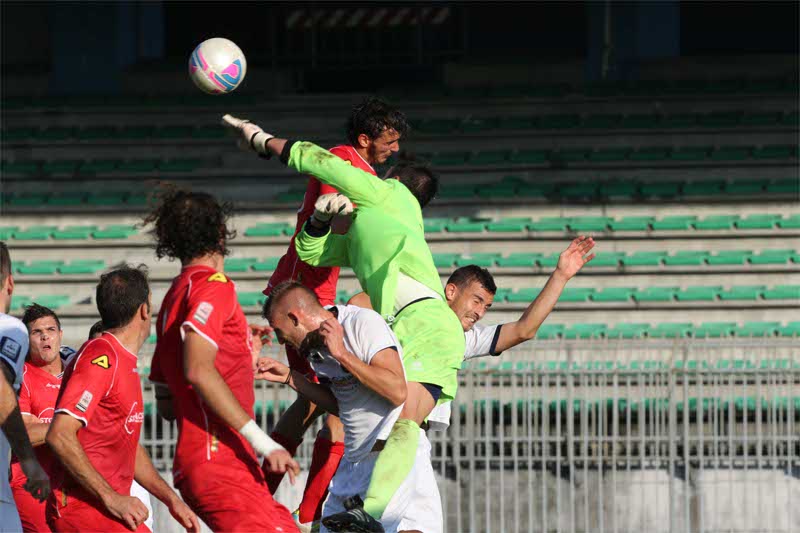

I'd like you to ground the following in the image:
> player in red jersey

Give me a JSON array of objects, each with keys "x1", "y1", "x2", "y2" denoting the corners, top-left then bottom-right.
[
  {"x1": 45, "y1": 267, "x2": 198, "y2": 532},
  {"x1": 263, "y1": 97, "x2": 409, "y2": 527},
  {"x1": 10, "y1": 304, "x2": 66, "y2": 532},
  {"x1": 145, "y1": 189, "x2": 299, "y2": 533}
]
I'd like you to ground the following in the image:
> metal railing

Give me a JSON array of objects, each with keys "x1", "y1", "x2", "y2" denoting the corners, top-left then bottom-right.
[{"x1": 141, "y1": 339, "x2": 800, "y2": 532}]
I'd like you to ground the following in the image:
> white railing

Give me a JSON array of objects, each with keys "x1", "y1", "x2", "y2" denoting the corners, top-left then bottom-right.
[{"x1": 141, "y1": 339, "x2": 800, "y2": 532}]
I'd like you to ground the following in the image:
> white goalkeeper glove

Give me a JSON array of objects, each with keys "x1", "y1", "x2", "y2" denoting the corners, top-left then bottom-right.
[
  {"x1": 221, "y1": 114, "x2": 274, "y2": 156},
  {"x1": 313, "y1": 193, "x2": 354, "y2": 224}
]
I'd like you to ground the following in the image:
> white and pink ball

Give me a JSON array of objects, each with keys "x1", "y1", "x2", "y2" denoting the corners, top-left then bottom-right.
[{"x1": 189, "y1": 38, "x2": 247, "y2": 95}]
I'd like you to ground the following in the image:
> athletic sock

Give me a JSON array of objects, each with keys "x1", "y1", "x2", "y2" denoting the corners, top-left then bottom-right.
[
  {"x1": 264, "y1": 431, "x2": 301, "y2": 494},
  {"x1": 362, "y1": 418, "x2": 420, "y2": 519},
  {"x1": 298, "y1": 437, "x2": 345, "y2": 523}
]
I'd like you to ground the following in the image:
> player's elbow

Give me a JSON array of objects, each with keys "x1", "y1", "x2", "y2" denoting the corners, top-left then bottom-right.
[
  {"x1": 45, "y1": 424, "x2": 69, "y2": 455},
  {"x1": 388, "y1": 380, "x2": 407, "y2": 408}
]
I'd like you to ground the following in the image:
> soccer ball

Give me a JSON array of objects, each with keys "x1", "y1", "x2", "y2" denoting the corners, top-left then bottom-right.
[{"x1": 189, "y1": 38, "x2": 247, "y2": 95}]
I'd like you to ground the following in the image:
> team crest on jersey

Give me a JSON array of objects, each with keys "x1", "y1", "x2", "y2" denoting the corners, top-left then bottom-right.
[
  {"x1": 194, "y1": 302, "x2": 214, "y2": 325},
  {"x1": 0, "y1": 336, "x2": 22, "y2": 363},
  {"x1": 76, "y1": 390, "x2": 93, "y2": 412},
  {"x1": 91, "y1": 355, "x2": 110, "y2": 369},
  {"x1": 207, "y1": 272, "x2": 227, "y2": 283}
]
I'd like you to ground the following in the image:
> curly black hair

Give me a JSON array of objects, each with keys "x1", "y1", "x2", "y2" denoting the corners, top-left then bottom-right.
[
  {"x1": 143, "y1": 185, "x2": 235, "y2": 263},
  {"x1": 345, "y1": 96, "x2": 410, "y2": 146},
  {"x1": 22, "y1": 303, "x2": 61, "y2": 330}
]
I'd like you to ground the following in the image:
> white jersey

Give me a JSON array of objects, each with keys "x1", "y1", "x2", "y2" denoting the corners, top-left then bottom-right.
[
  {"x1": 0, "y1": 313, "x2": 30, "y2": 505},
  {"x1": 427, "y1": 323, "x2": 504, "y2": 432},
  {"x1": 311, "y1": 305, "x2": 404, "y2": 462}
]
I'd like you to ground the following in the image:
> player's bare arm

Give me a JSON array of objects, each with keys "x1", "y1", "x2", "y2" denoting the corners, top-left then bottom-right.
[
  {"x1": 21, "y1": 414, "x2": 49, "y2": 446},
  {"x1": 319, "y1": 318, "x2": 407, "y2": 407},
  {"x1": 134, "y1": 444, "x2": 200, "y2": 532},
  {"x1": 1, "y1": 361, "x2": 50, "y2": 501},
  {"x1": 495, "y1": 236, "x2": 595, "y2": 353},
  {"x1": 47, "y1": 413, "x2": 147, "y2": 530},
  {"x1": 255, "y1": 357, "x2": 340, "y2": 416}
]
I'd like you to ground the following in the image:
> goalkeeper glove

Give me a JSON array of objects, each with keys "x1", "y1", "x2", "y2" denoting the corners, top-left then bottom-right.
[{"x1": 221, "y1": 114, "x2": 274, "y2": 156}]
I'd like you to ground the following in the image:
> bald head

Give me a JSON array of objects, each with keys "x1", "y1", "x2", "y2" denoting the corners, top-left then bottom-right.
[{"x1": 262, "y1": 281, "x2": 329, "y2": 349}]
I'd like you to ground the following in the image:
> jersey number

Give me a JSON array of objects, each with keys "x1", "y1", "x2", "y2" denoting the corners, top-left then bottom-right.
[{"x1": 91, "y1": 355, "x2": 110, "y2": 369}]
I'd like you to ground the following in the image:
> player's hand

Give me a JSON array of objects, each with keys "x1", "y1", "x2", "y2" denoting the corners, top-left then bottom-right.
[
  {"x1": 105, "y1": 492, "x2": 149, "y2": 531},
  {"x1": 20, "y1": 458, "x2": 50, "y2": 502},
  {"x1": 319, "y1": 318, "x2": 347, "y2": 360},
  {"x1": 313, "y1": 193, "x2": 354, "y2": 223},
  {"x1": 555, "y1": 236, "x2": 596, "y2": 280},
  {"x1": 249, "y1": 323, "x2": 274, "y2": 369},
  {"x1": 254, "y1": 357, "x2": 291, "y2": 384},
  {"x1": 221, "y1": 114, "x2": 273, "y2": 154},
  {"x1": 167, "y1": 495, "x2": 201, "y2": 532},
  {"x1": 264, "y1": 449, "x2": 301, "y2": 485}
]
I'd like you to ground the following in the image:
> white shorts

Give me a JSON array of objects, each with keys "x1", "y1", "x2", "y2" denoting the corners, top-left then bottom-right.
[
  {"x1": 0, "y1": 498, "x2": 22, "y2": 533},
  {"x1": 321, "y1": 430, "x2": 442, "y2": 533},
  {"x1": 130, "y1": 479, "x2": 155, "y2": 532}
]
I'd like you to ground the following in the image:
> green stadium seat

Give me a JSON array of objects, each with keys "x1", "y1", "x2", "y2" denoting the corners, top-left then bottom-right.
[
  {"x1": 28, "y1": 295, "x2": 70, "y2": 309},
  {"x1": 456, "y1": 253, "x2": 500, "y2": 268},
  {"x1": 591, "y1": 287, "x2": 634, "y2": 302},
  {"x1": 244, "y1": 223, "x2": 290, "y2": 237},
  {"x1": 510, "y1": 150, "x2": 549, "y2": 165},
  {"x1": 761, "y1": 285, "x2": 800, "y2": 300},
  {"x1": 496, "y1": 253, "x2": 540, "y2": 267},
  {"x1": 748, "y1": 249, "x2": 794, "y2": 265},
  {"x1": 154, "y1": 125, "x2": 193, "y2": 139},
  {"x1": 724, "y1": 180, "x2": 766, "y2": 195},
  {"x1": 76, "y1": 126, "x2": 116, "y2": 140},
  {"x1": 506, "y1": 288, "x2": 540, "y2": 303},
  {"x1": 607, "y1": 323, "x2": 650, "y2": 339},
  {"x1": 9, "y1": 295, "x2": 31, "y2": 311},
  {"x1": 92, "y1": 225, "x2": 137, "y2": 239},
  {"x1": 17, "y1": 261, "x2": 64, "y2": 275},
  {"x1": 145, "y1": 333, "x2": 157, "y2": 344},
  {"x1": 633, "y1": 287, "x2": 677, "y2": 302},
  {"x1": 13, "y1": 226, "x2": 56, "y2": 240},
  {"x1": 126, "y1": 193, "x2": 148, "y2": 206},
  {"x1": 767, "y1": 178, "x2": 799, "y2": 195},
  {"x1": 741, "y1": 112, "x2": 782, "y2": 126},
  {"x1": 528, "y1": 217, "x2": 569, "y2": 232},
  {"x1": 535, "y1": 324, "x2": 564, "y2": 339},
  {"x1": 493, "y1": 288, "x2": 512, "y2": 302},
  {"x1": 336, "y1": 290, "x2": 353, "y2": 304},
  {"x1": 736, "y1": 214, "x2": 780, "y2": 229},
  {"x1": 225, "y1": 257, "x2": 257, "y2": 272},
  {"x1": 669, "y1": 146, "x2": 710, "y2": 161},
  {"x1": 564, "y1": 323, "x2": 607, "y2": 339},
  {"x1": 609, "y1": 216, "x2": 653, "y2": 231},
  {"x1": 417, "y1": 119, "x2": 460, "y2": 135},
  {"x1": 423, "y1": 218, "x2": 449, "y2": 233},
  {"x1": 735, "y1": 321, "x2": 780, "y2": 337},
  {"x1": 8, "y1": 193, "x2": 48, "y2": 207},
  {"x1": 476, "y1": 183, "x2": 517, "y2": 199},
  {"x1": 538, "y1": 114, "x2": 580, "y2": 129},
  {"x1": 640, "y1": 181, "x2": 682, "y2": 198},
  {"x1": 537, "y1": 253, "x2": 560, "y2": 268},
  {"x1": 648, "y1": 323, "x2": 693, "y2": 338},
  {"x1": 437, "y1": 186, "x2": 476, "y2": 200},
  {"x1": 559, "y1": 183, "x2": 597, "y2": 199},
  {"x1": 585, "y1": 252, "x2": 624, "y2": 267},
  {"x1": 430, "y1": 152, "x2": 469, "y2": 166},
  {"x1": 516, "y1": 183, "x2": 552, "y2": 198},
  {"x1": 778, "y1": 214, "x2": 800, "y2": 229},
  {"x1": 683, "y1": 181, "x2": 725, "y2": 196},
  {"x1": 699, "y1": 111, "x2": 741, "y2": 128},
  {"x1": 445, "y1": 219, "x2": 487, "y2": 233},
  {"x1": 552, "y1": 148, "x2": 589, "y2": 162},
  {"x1": 599, "y1": 181, "x2": 638, "y2": 198},
  {"x1": 117, "y1": 159, "x2": 158, "y2": 173},
  {"x1": 59, "y1": 260, "x2": 106, "y2": 274},
  {"x1": 719, "y1": 285, "x2": 765, "y2": 300},
  {"x1": 191, "y1": 126, "x2": 226, "y2": 139},
  {"x1": 661, "y1": 114, "x2": 697, "y2": 128},
  {"x1": 432, "y1": 254, "x2": 459, "y2": 268},
  {"x1": 693, "y1": 322, "x2": 736, "y2": 338},
  {"x1": 778, "y1": 322, "x2": 800, "y2": 337},
  {"x1": 469, "y1": 151, "x2": 509, "y2": 166},
  {"x1": 629, "y1": 146, "x2": 670, "y2": 161},
  {"x1": 752, "y1": 145, "x2": 797, "y2": 159},
  {"x1": 0, "y1": 227, "x2": 18, "y2": 240},
  {"x1": 584, "y1": 114, "x2": 622, "y2": 129},
  {"x1": 276, "y1": 189, "x2": 306, "y2": 204},
  {"x1": 3, "y1": 127, "x2": 37, "y2": 141},
  {"x1": 694, "y1": 215, "x2": 739, "y2": 230},
  {"x1": 588, "y1": 147, "x2": 630, "y2": 162},
  {"x1": 52, "y1": 225, "x2": 97, "y2": 240},
  {"x1": 237, "y1": 292, "x2": 265, "y2": 307},
  {"x1": 159, "y1": 159, "x2": 202, "y2": 172},
  {"x1": 485, "y1": 218, "x2": 530, "y2": 232},
  {"x1": 622, "y1": 114, "x2": 660, "y2": 129},
  {"x1": 496, "y1": 116, "x2": 537, "y2": 130},
  {"x1": 47, "y1": 192, "x2": 87, "y2": 206},
  {"x1": 558, "y1": 288, "x2": 595, "y2": 302},
  {"x1": 663, "y1": 251, "x2": 708, "y2": 266},
  {"x1": 460, "y1": 117, "x2": 497, "y2": 132},
  {"x1": 87, "y1": 192, "x2": 127, "y2": 206},
  {"x1": 651, "y1": 215, "x2": 697, "y2": 230},
  {"x1": 37, "y1": 127, "x2": 75, "y2": 141},
  {"x1": 568, "y1": 217, "x2": 611, "y2": 232},
  {"x1": 117, "y1": 126, "x2": 154, "y2": 139},
  {"x1": 41, "y1": 160, "x2": 80, "y2": 174},
  {"x1": 80, "y1": 159, "x2": 120, "y2": 173},
  {"x1": 676, "y1": 286, "x2": 722, "y2": 301},
  {"x1": 712, "y1": 146, "x2": 751, "y2": 161},
  {"x1": 252, "y1": 257, "x2": 281, "y2": 272}
]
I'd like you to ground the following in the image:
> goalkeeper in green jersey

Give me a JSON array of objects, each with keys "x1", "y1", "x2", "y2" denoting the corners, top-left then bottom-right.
[{"x1": 224, "y1": 114, "x2": 463, "y2": 532}]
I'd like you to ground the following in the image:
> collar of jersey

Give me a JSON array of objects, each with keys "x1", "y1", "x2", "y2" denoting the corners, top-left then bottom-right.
[{"x1": 101, "y1": 332, "x2": 139, "y2": 359}]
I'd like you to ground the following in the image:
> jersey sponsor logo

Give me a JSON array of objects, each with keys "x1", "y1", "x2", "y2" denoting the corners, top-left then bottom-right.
[
  {"x1": 76, "y1": 390, "x2": 93, "y2": 412},
  {"x1": 0, "y1": 336, "x2": 22, "y2": 363},
  {"x1": 37, "y1": 407, "x2": 54, "y2": 423},
  {"x1": 193, "y1": 302, "x2": 214, "y2": 325},
  {"x1": 207, "y1": 272, "x2": 227, "y2": 283},
  {"x1": 125, "y1": 402, "x2": 144, "y2": 434},
  {"x1": 91, "y1": 355, "x2": 110, "y2": 369},
  {"x1": 45, "y1": 382, "x2": 61, "y2": 389}
]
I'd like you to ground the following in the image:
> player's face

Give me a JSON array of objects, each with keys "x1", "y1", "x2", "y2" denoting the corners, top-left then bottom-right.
[
  {"x1": 367, "y1": 128, "x2": 401, "y2": 164},
  {"x1": 269, "y1": 312, "x2": 305, "y2": 349},
  {"x1": 28, "y1": 316, "x2": 63, "y2": 365},
  {"x1": 447, "y1": 281, "x2": 494, "y2": 332}
]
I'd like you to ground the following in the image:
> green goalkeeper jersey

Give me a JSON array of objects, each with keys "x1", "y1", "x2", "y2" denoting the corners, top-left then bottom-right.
[{"x1": 290, "y1": 141, "x2": 443, "y2": 321}]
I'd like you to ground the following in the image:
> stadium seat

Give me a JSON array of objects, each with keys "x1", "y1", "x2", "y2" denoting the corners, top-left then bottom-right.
[
  {"x1": 748, "y1": 249, "x2": 794, "y2": 264},
  {"x1": 564, "y1": 323, "x2": 607, "y2": 339},
  {"x1": 761, "y1": 285, "x2": 800, "y2": 300},
  {"x1": 13, "y1": 226, "x2": 56, "y2": 240},
  {"x1": 76, "y1": 126, "x2": 116, "y2": 140},
  {"x1": 633, "y1": 287, "x2": 677, "y2": 302},
  {"x1": 430, "y1": 151, "x2": 469, "y2": 166},
  {"x1": 59, "y1": 260, "x2": 106, "y2": 274},
  {"x1": 724, "y1": 180, "x2": 766, "y2": 195},
  {"x1": 237, "y1": 292, "x2": 265, "y2": 307},
  {"x1": 469, "y1": 150, "x2": 509, "y2": 166},
  {"x1": 30, "y1": 295, "x2": 71, "y2": 309},
  {"x1": 154, "y1": 125, "x2": 193, "y2": 139},
  {"x1": 640, "y1": 181, "x2": 682, "y2": 197},
  {"x1": 538, "y1": 114, "x2": 580, "y2": 129},
  {"x1": 584, "y1": 114, "x2": 621, "y2": 129},
  {"x1": 663, "y1": 251, "x2": 708, "y2": 266},
  {"x1": 752, "y1": 144, "x2": 797, "y2": 159},
  {"x1": 486, "y1": 218, "x2": 530, "y2": 233},
  {"x1": 506, "y1": 288, "x2": 540, "y2": 303},
  {"x1": 423, "y1": 218, "x2": 449, "y2": 233},
  {"x1": 590, "y1": 287, "x2": 634, "y2": 302},
  {"x1": 496, "y1": 253, "x2": 540, "y2": 267},
  {"x1": 630, "y1": 146, "x2": 670, "y2": 161},
  {"x1": 648, "y1": 323, "x2": 693, "y2": 338},
  {"x1": 87, "y1": 192, "x2": 127, "y2": 206},
  {"x1": 735, "y1": 214, "x2": 780, "y2": 229},
  {"x1": 568, "y1": 217, "x2": 611, "y2": 232},
  {"x1": 553, "y1": 148, "x2": 589, "y2": 162},
  {"x1": 670, "y1": 146, "x2": 710, "y2": 161},
  {"x1": 599, "y1": 181, "x2": 637, "y2": 198},
  {"x1": 8, "y1": 194, "x2": 48, "y2": 207},
  {"x1": 437, "y1": 186, "x2": 475, "y2": 200},
  {"x1": 0, "y1": 227, "x2": 18, "y2": 240},
  {"x1": 767, "y1": 178, "x2": 799, "y2": 194},
  {"x1": 606, "y1": 323, "x2": 651, "y2": 339},
  {"x1": 711, "y1": 145, "x2": 751, "y2": 161},
  {"x1": 432, "y1": 254, "x2": 459, "y2": 268},
  {"x1": 225, "y1": 258, "x2": 257, "y2": 272},
  {"x1": 693, "y1": 322, "x2": 736, "y2": 338},
  {"x1": 735, "y1": 321, "x2": 781, "y2": 337},
  {"x1": 651, "y1": 215, "x2": 696, "y2": 230},
  {"x1": 718, "y1": 286, "x2": 765, "y2": 300},
  {"x1": 528, "y1": 217, "x2": 569, "y2": 232},
  {"x1": 683, "y1": 181, "x2": 725, "y2": 196},
  {"x1": 778, "y1": 322, "x2": 800, "y2": 337},
  {"x1": 159, "y1": 159, "x2": 202, "y2": 172},
  {"x1": 588, "y1": 147, "x2": 630, "y2": 162},
  {"x1": 52, "y1": 225, "x2": 97, "y2": 240},
  {"x1": 778, "y1": 214, "x2": 800, "y2": 229},
  {"x1": 17, "y1": 261, "x2": 64, "y2": 275},
  {"x1": 622, "y1": 251, "x2": 666, "y2": 268},
  {"x1": 92, "y1": 225, "x2": 137, "y2": 239},
  {"x1": 676, "y1": 286, "x2": 722, "y2": 301},
  {"x1": 609, "y1": 216, "x2": 653, "y2": 231},
  {"x1": 537, "y1": 253, "x2": 561, "y2": 267},
  {"x1": 559, "y1": 183, "x2": 597, "y2": 199},
  {"x1": 42, "y1": 160, "x2": 80, "y2": 174},
  {"x1": 80, "y1": 159, "x2": 120, "y2": 173},
  {"x1": 117, "y1": 159, "x2": 158, "y2": 173},
  {"x1": 706, "y1": 250, "x2": 752, "y2": 265},
  {"x1": 741, "y1": 112, "x2": 782, "y2": 126},
  {"x1": 510, "y1": 149, "x2": 549, "y2": 164},
  {"x1": 476, "y1": 182, "x2": 517, "y2": 199},
  {"x1": 587, "y1": 252, "x2": 625, "y2": 267},
  {"x1": 456, "y1": 253, "x2": 500, "y2": 268},
  {"x1": 244, "y1": 223, "x2": 290, "y2": 237},
  {"x1": 446, "y1": 218, "x2": 488, "y2": 233},
  {"x1": 534, "y1": 324, "x2": 564, "y2": 339},
  {"x1": 47, "y1": 192, "x2": 87, "y2": 206},
  {"x1": 252, "y1": 257, "x2": 281, "y2": 272},
  {"x1": 558, "y1": 288, "x2": 595, "y2": 302}
]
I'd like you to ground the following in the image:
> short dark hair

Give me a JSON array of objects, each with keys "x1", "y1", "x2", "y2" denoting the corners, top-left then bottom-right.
[
  {"x1": 143, "y1": 186, "x2": 235, "y2": 263},
  {"x1": 0, "y1": 242, "x2": 11, "y2": 286},
  {"x1": 389, "y1": 158, "x2": 439, "y2": 208},
  {"x1": 96, "y1": 266, "x2": 150, "y2": 329},
  {"x1": 262, "y1": 280, "x2": 317, "y2": 321},
  {"x1": 88, "y1": 320, "x2": 105, "y2": 340},
  {"x1": 447, "y1": 265, "x2": 497, "y2": 295},
  {"x1": 22, "y1": 303, "x2": 61, "y2": 330},
  {"x1": 346, "y1": 97, "x2": 409, "y2": 146}
]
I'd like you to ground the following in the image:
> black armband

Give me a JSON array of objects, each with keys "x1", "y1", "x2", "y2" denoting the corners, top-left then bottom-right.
[{"x1": 279, "y1": 140, "x2": 296, "y2": 165}]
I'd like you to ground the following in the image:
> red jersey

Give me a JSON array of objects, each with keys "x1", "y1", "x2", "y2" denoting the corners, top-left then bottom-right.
[
  {"x1": 265, "y1": 144, "x2": 376, "y2": 304},
  {"x1": 10, "y1": 362, "x2": 63, "y2": 489},
  {"x1": 49, "y1": 333, "x2": 143, "y2": 508},
  {"x1": 149, "y1": 265, "x2": 258, "y2": 483}
]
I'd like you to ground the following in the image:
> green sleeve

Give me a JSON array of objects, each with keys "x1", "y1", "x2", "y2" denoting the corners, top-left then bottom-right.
[
  {"x1": 288, "y1": 142, "x2": 391, "y2": 208},
  {"x1": 295, "y1": 222, "x2": 351, "y2": 268}
]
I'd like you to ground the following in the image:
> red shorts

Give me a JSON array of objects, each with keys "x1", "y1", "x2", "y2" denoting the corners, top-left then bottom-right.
[
  {"x1": 46, "y1": 493, "x2": 151, "y2": 533},
  {"x1": 176, "y1": 464, "x2": 297, "y2": 533},
  {"x1": 13, "y1": 485, "x2": 51, "y2": 532}
]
